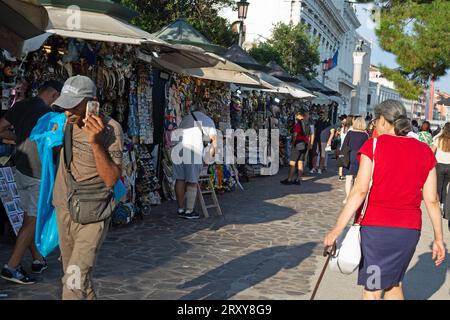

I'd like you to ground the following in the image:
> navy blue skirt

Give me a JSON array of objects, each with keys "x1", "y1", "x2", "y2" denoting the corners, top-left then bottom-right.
[{"x1": 358, "y1": 226, "x2": 420, "y2": 291}]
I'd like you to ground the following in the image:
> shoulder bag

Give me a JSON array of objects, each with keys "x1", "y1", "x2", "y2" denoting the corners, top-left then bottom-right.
[
  {"x1": 337, "y1": 132, "x2": 351, "y2": 168},
  {"x1": 64, "y1": 123, "x2": 115, "y2": 225},
  {"x1": 329, "y1": 138, "x2": 377, "y2": 274}
]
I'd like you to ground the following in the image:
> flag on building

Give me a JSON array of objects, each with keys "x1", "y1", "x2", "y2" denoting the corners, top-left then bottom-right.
[{"x1": 324, "y1": 50, "x2": 339, "y2": 72}]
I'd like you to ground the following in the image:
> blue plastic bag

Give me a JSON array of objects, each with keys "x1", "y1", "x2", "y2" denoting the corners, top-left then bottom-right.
[{"x1": 30, "y1": 112, "x2": 66, "y2": 257}]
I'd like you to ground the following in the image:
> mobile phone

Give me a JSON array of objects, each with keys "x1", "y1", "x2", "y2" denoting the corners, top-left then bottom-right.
[{"x1": 86, "y1": 101, "x2": 100, "y2": 117}]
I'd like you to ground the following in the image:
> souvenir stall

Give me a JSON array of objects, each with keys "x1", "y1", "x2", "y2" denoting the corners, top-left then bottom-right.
[
  {"x1": 0, "y1": 36, "x2": 165, "y2": 224},
  {"x1": 1, "y1": 31, "x2": 221, "y2": 229},
  {"x1": 232, "y1": 86, "x2": 313, "y2": 170}
]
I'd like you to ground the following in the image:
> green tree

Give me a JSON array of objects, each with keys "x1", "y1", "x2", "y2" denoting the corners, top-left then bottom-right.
[
  {"x1": 356, "y1": 0, "x2": 450, "y2": 98},
  {"x1": 250, "y1": 23, "x2": 320, "y2": 79},
  {"x1": 249, "y1": 42, "x2": 283, "y2": 67},
  {"x1": 116, "y1": 0, "x2": 237, "y2": 47}
]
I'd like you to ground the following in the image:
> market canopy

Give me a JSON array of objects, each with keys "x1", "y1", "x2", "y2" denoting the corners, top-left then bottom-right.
[
  {"x1": 247, "y1": 70, "x2": 315, "y2": 99},
  {"x1": 0, "y1": 0, "x2": 49, "y2": 56},
  {"x1": 311, "y1": 92, "x2": 333, "y2": 105},
  {"x1": 146, "y1": 52, "x2": 267, "y2": 87},
  {"x1": 266, "y1": 61, "x2": 301, "y2": 83},
  {"x1": 44, "y1": 5, "x2": 160, "y2": 45},
  {"x1": 153, "y1": 18, "x2": 226, "y2": 55},
  {"x1": 297, "y1": 75, "x2": 340, "y2": 96},
  {"x1": 17, "y1": 5, "x2": 222, "y2": 68},
  {"x1": 223, "y1": 45, "x2": 269, "y2": 72}
]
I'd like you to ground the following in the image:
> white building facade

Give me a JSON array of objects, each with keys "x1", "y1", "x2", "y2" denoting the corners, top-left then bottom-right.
[
  {"x1": 368, "y1": 65, "x2": 426, "y2": 119},
  {"x1": 220, "y1": 0, "x2": 372, "y2": 116}
]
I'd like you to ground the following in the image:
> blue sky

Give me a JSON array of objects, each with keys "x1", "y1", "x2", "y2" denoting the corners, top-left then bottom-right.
[{"x1": 355, "y1": 3, "x2": 450, "y2": 93}]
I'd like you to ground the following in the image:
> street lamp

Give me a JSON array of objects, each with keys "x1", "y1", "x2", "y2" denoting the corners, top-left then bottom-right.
[{"x1": 237, "y1": 0, "x2": 249, "y2": 47}]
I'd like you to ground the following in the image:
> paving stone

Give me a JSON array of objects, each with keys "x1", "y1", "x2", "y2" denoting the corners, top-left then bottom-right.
[{"x1": 0, "y1": 167, "x2": 346, "y2": 300}]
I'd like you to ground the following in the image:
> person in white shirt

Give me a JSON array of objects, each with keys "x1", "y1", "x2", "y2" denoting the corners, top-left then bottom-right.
[
  {"x1": 171, "y1": 105, "x2": 217, "y2": 220},
  {"x1": 431, "y1": 122, "x2": 450, "y2": 231}
]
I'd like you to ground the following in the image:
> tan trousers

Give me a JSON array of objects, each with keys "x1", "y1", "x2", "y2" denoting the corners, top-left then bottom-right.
[{"x1": 56, "y1": 208, "x2": 110, "y2": 300}]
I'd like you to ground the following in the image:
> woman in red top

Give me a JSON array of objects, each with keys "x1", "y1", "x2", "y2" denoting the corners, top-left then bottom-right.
[{"x1": 324, "y1": 100, "x2": 445, "y2": 300}]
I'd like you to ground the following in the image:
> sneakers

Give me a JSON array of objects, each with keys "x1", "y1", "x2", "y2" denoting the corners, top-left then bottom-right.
[
  {"x1": 280, "y1": 179, "x2": 293, "y2": 185},
  {"x1": 309, "y1": 168, "x2": 317, "y2": 174},
  {"x1": 1, "y1": 265, "x2": 36, "y2": 285},
  {"x1": 293, "y1": 179, "x2": 301, "y2": 185},
  {"x1": 339, "y1": 176, "x2": 345, "y2": 181},
  {"x1": 183, "y1": 211, "x2": 200, "y2": 220},
  {"x1": 177, "y1": 208, "x2": 186, "y2": 217},
  {"x1": 317, "y1": 169, "x2": 323, "y2": 175},
  {"x1": 31, "y1": 258, "x2": 48, "y2": 274},
  {"x1": 178, "y1": 209, "x2": 200, "y2": 220}
]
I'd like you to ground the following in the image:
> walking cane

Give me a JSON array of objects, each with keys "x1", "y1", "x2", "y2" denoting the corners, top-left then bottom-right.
[{"x1": 310, "y1": 242, "x2": 336, "y2": 300}]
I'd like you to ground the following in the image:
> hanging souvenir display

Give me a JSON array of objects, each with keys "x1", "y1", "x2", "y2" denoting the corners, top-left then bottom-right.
[
  {"x1": 0, "y1": 35, "x2": 168, "y2": 229},
  {"x1": 137, "y1": 64, "x2": 154, "y2": 145}
]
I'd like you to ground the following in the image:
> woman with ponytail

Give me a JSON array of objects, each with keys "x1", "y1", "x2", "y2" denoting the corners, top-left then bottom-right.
[{"x1": 324, "y1": 100, "x2": 445, "y2": 300}]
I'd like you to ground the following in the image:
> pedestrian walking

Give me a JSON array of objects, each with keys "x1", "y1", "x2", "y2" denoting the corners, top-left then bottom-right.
[
  {"x1": 419, "y1": 121, "x2": 433, "y2": 147},
  {"x1": 431, "y1": 122, "x2": 450, "y2": 231},
  {"x1": 281, "y1": 110, "x2": 312, "y2": 185},
  {"x1": 324, "y1": 100, "x2": 446, "y2": 300},
  {"x1": 337, "y1": 115, "x2": 349, "y2": 181},
  {"x1": 0, "y1": 81, "x2": 62, "y2": 285},
  {"x1": 311, "y1": 110, "x2": 335, "y2": 174},
  {"x1": 341, "y1": 117, "x2": 369, "y2": 204},
  {"x1": 52, "y1": 75, "x2": 124, "y2": 300}
]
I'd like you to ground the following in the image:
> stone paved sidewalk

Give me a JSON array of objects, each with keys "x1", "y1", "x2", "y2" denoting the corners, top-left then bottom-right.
[{"x1": 0, "y1": 164, "x2": 448, "y2": 300}]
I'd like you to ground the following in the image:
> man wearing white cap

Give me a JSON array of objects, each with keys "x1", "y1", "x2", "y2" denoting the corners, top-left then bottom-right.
[{"x1": 52, "y1": 75, "x2": 123, "y2": 300}]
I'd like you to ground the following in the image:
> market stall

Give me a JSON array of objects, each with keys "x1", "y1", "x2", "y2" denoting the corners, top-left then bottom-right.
[{"x1": 0, "y1": 2, "x2": 223, "y2": 230}]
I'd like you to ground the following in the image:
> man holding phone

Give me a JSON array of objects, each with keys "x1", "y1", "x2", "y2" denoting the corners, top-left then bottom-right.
[{"x1": 52, "y1": 75, "x2": 123, "y2": 300}]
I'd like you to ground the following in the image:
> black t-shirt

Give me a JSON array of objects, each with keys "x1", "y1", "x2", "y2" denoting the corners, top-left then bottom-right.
[{"x1": 5, "y1": 97, "x2": 52, "y2": 179}]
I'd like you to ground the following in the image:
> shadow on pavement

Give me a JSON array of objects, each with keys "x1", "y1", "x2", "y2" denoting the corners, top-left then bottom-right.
[
  {"x1": 403, "y1": 250, "x2": 449, "y2": 300},
  {"x1": 177, "y1": 242, "x2": 316, "y2": 300}
]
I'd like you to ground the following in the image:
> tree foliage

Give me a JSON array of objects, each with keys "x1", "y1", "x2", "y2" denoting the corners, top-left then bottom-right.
[
  {"x1": 249, "y1": 43, "x2": 283, "y2": 67},
  {"x1": 249, "y1": 23, "x2": 320, "y2": 79},
  {"x1": 356, "y1": 0, "x2": 450, "y2": 98},
  {"x1": 115, "y1": 0, "x2": 237, "y2": 47}
]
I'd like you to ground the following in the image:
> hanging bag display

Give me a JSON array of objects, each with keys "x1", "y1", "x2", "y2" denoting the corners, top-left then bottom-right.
[
  {"x1": 63, "y1": 123, "x2": 115, "y2": 225},
  {"x1": 329, "y1": 138, "x2": 377, "y2": 275}
]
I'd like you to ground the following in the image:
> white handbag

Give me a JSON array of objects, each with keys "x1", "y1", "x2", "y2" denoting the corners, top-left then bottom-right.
[{"x1": 329, "y1": 138, "x2": 377, "y2": 275}]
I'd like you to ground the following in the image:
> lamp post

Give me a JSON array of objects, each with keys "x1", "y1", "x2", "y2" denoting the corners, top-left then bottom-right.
[{"x1": 237, "y1": 0, "x2": 249, "y2": 47}]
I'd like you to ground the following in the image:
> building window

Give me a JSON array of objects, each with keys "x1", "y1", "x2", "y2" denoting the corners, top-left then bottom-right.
[
  {"x1": 313, "y1": 28, "x2": 317, "y2": 36},
  {"x1": 367, "y1": 94, "x2": 371, "y2": 105},
  {"x1": 301, "y1": 18, "x2": 306, "y2": 24}
]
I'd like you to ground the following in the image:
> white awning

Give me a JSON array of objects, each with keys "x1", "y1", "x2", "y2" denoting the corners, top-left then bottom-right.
[
  {"x1": 311, "y1": 92, "x2": 332, "y2": 105},
  {"x1": 249, "y1": 70, "x2": 316, "y2": 99},
  {"x1": 147, "y1": 54, "x2": 266, "y2": 87},
  {"x1": 19, "y1": 6, "x2": 220, "y2": 69},
  {"x1": 0, "y1": 0, "x2": 49, "y2": 56},
  {"x1": 327, "y1": 95, "x2": 343, "y2": 104},
  {"x1": 45, "y1": 5, "x2": 157, "y2": 45}
]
